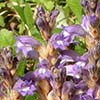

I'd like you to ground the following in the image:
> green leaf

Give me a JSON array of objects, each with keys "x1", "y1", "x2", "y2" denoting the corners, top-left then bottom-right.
[
  {"x1": 17, "y1": 58, "x2": 26, "y2": 76},
  {"x1": 52, "y1": 28, "x2": 62, "y2": 34},
  {"x1": 32, "y1": 28, "x2": 45, "y2": 43},
  {"x1": 75, "y1": 38, "x2": 86, "y2": 55},
  {"x1": 44, "y1": 1, "x2": 54, "y2": 10},
  {"x1": 68, "y1": 0, "x2": 83, "y2": 23},
  {"x1": 0, "y1": 3, "x2": 5, "y2": 9},
  {"x1": 0, "y1": 29, "x2": 16, "y2": 48},
  {"x1": 18, "y1": 22, "x2": 25, "y2": 34},
  {"x1": 14, "y1": 6, "x2": 26, "y2": 23},
  {"x1": 0, "y1": 15, "x2": 5, "y2": 27},
  {"x1": 25, "y1": 93, "x2": 39, "y2": 100},
  {"x1": 24, "y1": 4, "x2": 34, "y2": 34},
  {"x1": 13, "y1": 0, "x2": 24, "y2": 4}
]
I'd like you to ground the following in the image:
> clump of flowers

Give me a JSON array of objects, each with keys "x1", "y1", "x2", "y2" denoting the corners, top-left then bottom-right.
[{"x1": 1, "y1": 0, "x2": 100, "y2": 100}]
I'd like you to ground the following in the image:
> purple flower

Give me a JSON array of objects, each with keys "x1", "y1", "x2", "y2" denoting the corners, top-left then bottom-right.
[
  {"x1": 36, "y1": 17, "x2": 46, "y2": 30},
  {"x1": 37, "y1": 59, "x2": 49, "y2": 68},
  {"x1": 50, "y1": 24, "x2": 86, "y2": 50},
  {"x1": 64, "y1": 59, "x2": 87, "y2": 79},
  {"x1": 34, "y1": 67, "x2": 51, "y2": 79},
  {"x1": 50, "y1": 34, "x2": 66, "y2": 50},
  {"x1": 57, "y1": 55, "x2": 75, "y2": 68},
  {"x1": 16, "y1": 35, "x2": 41, "y2": 47},
  {"x1": 89, "y1": 15, "x2": 99, "y2": 27},
  {"x1": 87, "y1": 86, "x2": 100, "y2": 100},
  {"x1": 60, "y1": 50, "x2": 81, "y2": 61},
  {"x1": 80, "y1": 94, "x2": 93, "y2": 100},
  {"x1": 37, "y1": 6, "x2": 45, "y2": 17},
  {"x1": 14, "y1": 79, "x2": 36, "y2": 96},
  {"x1": 15, "y1": 35, "x2": 41, "y2": 59},
  {"x1": 36, "y1": 17, "x2": 51, "y2": 41},
  {"x1": 55, "y1": 50, "x2": 86, "y2": 69},
  {"x1": 34, "y1": 60, "x2": 51, "y2": 79},
  {"x1": 75, "y1": 80, "x2": 88, "y2": 91},
  {"x1": 71, "y1": 92, "x2": 94, "y2": 100},
  {"x1": 50, "y1": 9, "x2": 59, "y2": 23},
  {"x1": 81, "y1": 15, "x2": 90, "y2": 34},
  {"x1": 81, "y1": 0, "x2": 98, "y2": 13},
  {"x1": 14, "y1": 72, "x2": 37, "y2": 96},
  {"x1": 81, "y1": 0, "x2": 89, "y2": 8},
  {"x1": 81, "y1": 14, "x2": 99, "y2": 38},
  {"x1": 65, "y1": 65, "x2": 81, "y2": 79},
  {"x1": 50, "y1": 33, "x2": 75, "y2": 50},
  {"x1": 62, "y1": 24, "x2": 86, "y2": 37},
  {"x1": 86, "y1": 88, "x2": 94, "y2": 98}
]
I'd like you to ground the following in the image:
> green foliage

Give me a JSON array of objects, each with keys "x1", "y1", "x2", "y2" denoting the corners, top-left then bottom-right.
[
  {"x1": 67, "y1": 0, "x2": 83, "y2": 23},
  {"x1": 0, "y1": 15, "x2": 5, "y2": 27},
  {"x1": 17, "y1": 58, "x2": 26, "y2": 76},
  {"x1": 44, "y1": 1, "x2": 54, "y2": 10},
  {"x1": 0, "y1": 2, "x2": 5, "y2": 9},
  {"x1": 24, "y1": 4, "x2": 34, "y2": 34},
  {"x1": 14, "y1": 6, "x2": 26, "y2": 23},
  {"x1": 0, "y1": 29, "x2": 16, "y2": 48},
  {"x1": 0, "y1": 0, "x2": 86, "y2": 99},
  {"x1": 75, "y1": 38, "x2": 86, "y2": 55},
  {"x1": 25, "y1": 92, "x2": 39, "y2": 100}
]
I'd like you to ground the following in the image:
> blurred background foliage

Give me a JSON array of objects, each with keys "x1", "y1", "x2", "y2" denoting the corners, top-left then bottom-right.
[
  {"x1": 0, "y1": 0, "x2": 83, "y2": 45},
  {"x1": 0, "y1": 0, "x2": 86, "y2": 99}
]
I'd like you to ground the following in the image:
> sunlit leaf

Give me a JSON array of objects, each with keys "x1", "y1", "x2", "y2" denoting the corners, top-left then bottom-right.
[
  {"x1": 24, "y1": 4, "x2": 34, "y2": 34},
  {"x1": 0, "y1": 15, "x2": 5, "y2": 27},
  {"x1": 14, "y1": 6, "x2": 26, "y2": 23},
  {"x1": 0, "y1": 29, "x2": 16, "y2": 48},
  {"x1": 25, "y1": 93, "x2": 39, "y2": 100},
  {"x1": 68, "y1": 0, "x2": 83, "y2": 23},
  {"x1": 44, "y1": 1, "x2": 54, "y2": 10},
  {"x1": 18, "y1": 22, "x2": 25, "y2": 34}
]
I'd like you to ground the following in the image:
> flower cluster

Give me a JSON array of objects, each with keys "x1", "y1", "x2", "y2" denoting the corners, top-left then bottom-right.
[
  {"x1": 1, "y1": 0, "x2": 100, "y2": 100},
  {"x1": 14, "y1": 0, "x2": 100, "y2": 100}
]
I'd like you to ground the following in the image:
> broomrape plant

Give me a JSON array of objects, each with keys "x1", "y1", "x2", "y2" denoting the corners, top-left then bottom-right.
[{"x1": 1, "y1": 0, "x2": 100, "y2": 100}]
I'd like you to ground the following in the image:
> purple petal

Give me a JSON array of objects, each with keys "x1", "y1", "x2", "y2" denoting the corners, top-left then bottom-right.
[
  {"x1": 50, "y1": 9, "x2": 59, "y2": 22},
  {"x1": 61, "y1": 50, "x2": 81, "y2": 61},
  {"x1": 50, "y1": 33, "x2": 77, "y2": 50},
  {"x1": 16, "y1": 35, "x2": 41, "y2": 48},
  {"x1": 81, "y1": 16, "x2": 90, "y2": 33},
  {"x1": 16, "y1": 35, "x2": 40, "y2": 58},
  {"x1": 50, "y1": 34, "x2": 66, "y2": 50},
  {"x1": 14, "y1": 79, "x2": 36, "y2": 96},
  {"x1": 37, "y1": 6, "x2": 45, "y2": 17},
  {"x1": 89, "y1": 15, "x2": 99, "y2": 27},
  {"x1": 22, "y1": 71, "x2": 36, "y2": 82},
  {"x1": 62, "y1": 25, "x2": 86, "y2": 37},
  {"x1": 75, "y1": 80, "x2": 88, "y2": 91},
  {"x1": 36, "y1": 17, "x2": 46, "y2": 30},
  {"x1": 37, "y1": 59, "x2": 49, "y2": 68},
  {"x1": 34, "y1": 67, "x2": 51, "y2": 79}
]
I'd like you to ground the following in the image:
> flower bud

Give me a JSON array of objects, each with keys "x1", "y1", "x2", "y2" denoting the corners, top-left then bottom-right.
[
  {"x1": 49, "y1": 9, "x2": 59, "y2": 29},
  {"x1": 89, "y1": 15, "x2": 99, "y2": 27},
  {"x1": 37, "y1": 6, "x2": 45, "y2": 17},
  {"x1": 36, "y1": 17, "x2": 51, "y2": 41}
]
